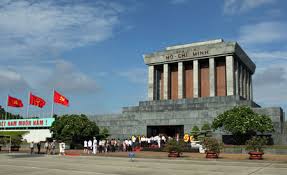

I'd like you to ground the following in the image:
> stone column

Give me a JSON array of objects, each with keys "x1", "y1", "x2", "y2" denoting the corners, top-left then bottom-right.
[
  {"x1": 209, "y1": 58, "x2": 215, "y2": 97},
  {"x1": 154, "y1": 68, "x2": 161, "y2": 100},
  {"x1": 239, "y1": 64, "x2": 243, "y2": 97},
  {"x1": 226, "y1": 55, "x2": 235, "y2": 96},
  {"x1": 148, "y1": 65, "x2": 155, "y2": 101},
  {"x1": 193, "y1": 60, "x2": 199, "y2": 98},
  {"x1": 163, "y1": 63, "x2": 169, "y2": 100},
  {"x1": 235, "y1": 60, "x2": 239, "y2": 96},
  {"x1": 246, "y1": 71, "x2": 250, "y2": 100},
  {"x1": 250, "y1": 75, "x2": 253, "y2": 100},
  {"x1": 242, "y1": 67, "x2": 246, "y2": 99},
  {"x1": 178, "y1": 62, "x2": 184, "y2": 99}
]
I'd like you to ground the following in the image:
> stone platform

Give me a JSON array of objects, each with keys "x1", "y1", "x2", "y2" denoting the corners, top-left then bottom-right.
[{"x1": 90, "y1": 96, "x2": 285, "y2": 144}]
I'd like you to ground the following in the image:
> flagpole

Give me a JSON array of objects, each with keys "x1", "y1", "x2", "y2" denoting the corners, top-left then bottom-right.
[
  {"x1": 27, "y1": 91, "x2": 30, "y2": 119},
  {"x1": 4, "y1": 95, "x2": 8, "y2": 130},
  {"x1": 51, "y1": 88, "x2": 54, "y2": 118}
]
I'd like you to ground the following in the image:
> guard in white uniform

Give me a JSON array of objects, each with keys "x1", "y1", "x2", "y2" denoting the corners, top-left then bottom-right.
[{"x1": 93, "y1": 137, "x2": 97, "y2": 155}]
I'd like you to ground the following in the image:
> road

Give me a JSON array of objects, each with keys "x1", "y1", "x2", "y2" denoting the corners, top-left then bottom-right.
[{"x1": 0, "y1": 153, "x2": 286, "y2": 175}]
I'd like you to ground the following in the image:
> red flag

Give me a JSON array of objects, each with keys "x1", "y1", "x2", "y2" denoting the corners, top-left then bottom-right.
[
  {"x1": 30, "y1": 93, "x2": 46, "y2": 108},
  {"x1": 8, "y1": 96, "x2": 23, "y2": 108},
  {"x1": 54, "y1": 91, "x2": 69, "y2": 107}
]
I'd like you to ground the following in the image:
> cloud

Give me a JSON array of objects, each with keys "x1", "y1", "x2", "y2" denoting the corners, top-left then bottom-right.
[
  {"x1": 44, "y1": 60, "x2": 98, "y2": 94},
  {"x1": 0, "y1": 0, "x2": 124, "y2": 61},
  {"x1": 253, "y1": 64, "x2": 287, "y2": 106},
  {"x1": 118, "y1": 68, "x2": 147, "y2": 84},
  {"x1": 254, "y1": 67, "x2": 286, "y2": 86},
  {"x1": 224, "y1": 0, "x2": 276, "y2": 15},
  {"x1": 170, "y1": 0, "x2": 189, "y2": 5},
  {"x1": 238, "y1": 21, "x2": 287, "y2": 45},
  {"x1": 250, "y1": 51, "x2": 287, "y2": 61},
  {"x1": 0, "y1": 67, "x2": 30, "y2": 92}
]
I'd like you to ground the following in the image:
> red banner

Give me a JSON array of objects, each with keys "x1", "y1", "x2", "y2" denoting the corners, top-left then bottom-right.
[
  {"x1": 30, "y1": 93, "x2": 46, "y2": 108},
  {"x1": 8, "y1": 96, "x2": 23, "y2": 108},
  {"x1": 54, "y1": 90, "x2": 69, "y2": 106}
]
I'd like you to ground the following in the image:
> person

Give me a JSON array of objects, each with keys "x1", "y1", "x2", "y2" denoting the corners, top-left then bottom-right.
[
  {"x1": 59, "y1": 141, "x2": 65, "y2": 156},
  {"x1": 123, "y1": 139, "x2": 126, "y2": 152},
  {"x1": 147, "y1": 137, "x2": 151, "y2": 147},
  {"x1": 30, "y1": 141, "x2": 34, "y2": 154},
  {"x1": 84, "y1": 140, "x2": 88, "y2": 153},
  {"x1": 131, "y1": 136, "x2": 136, "y2": 149},
  {"x1": 157, "y1": 136, "x2": 161, "y2": 148},
  {"x1": 92, "y1": 137, "x2": 97, "y2": 155},
  {"x1": 51, "y1": 140, "x2": 56, "y2": 155},
  {"x1": 88, "y1": 140, "x2": 92, "y2": 154},
  {"x1": 44, "y1": 141, "x2": 49, "y2": 154},
  {"x1": 37, "y1": 142, "x2": 41, "y2": 154},
  {"x1": 98, "y1": 140, "x2": 102, "y2": 153},
  {"x1": 128, "y1": 139, "x2": 132, "y2": 151},
  {"x1": 162, "y1": 135, "x2": 166, "y2": 144}
]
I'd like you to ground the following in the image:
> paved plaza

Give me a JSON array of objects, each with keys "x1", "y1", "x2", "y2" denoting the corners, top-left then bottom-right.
[{"x1": 0, "y1": 153, "x2": 287, "y2": 175}]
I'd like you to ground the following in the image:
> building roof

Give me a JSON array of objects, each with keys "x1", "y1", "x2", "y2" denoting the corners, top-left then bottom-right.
[{"x1": 143, "y1": 39, "x2": 256, "y2": 73}]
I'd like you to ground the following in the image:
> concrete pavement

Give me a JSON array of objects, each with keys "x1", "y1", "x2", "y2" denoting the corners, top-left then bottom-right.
[{"x1": 0, "y1": 153, "x2": 286, "y2": 175}]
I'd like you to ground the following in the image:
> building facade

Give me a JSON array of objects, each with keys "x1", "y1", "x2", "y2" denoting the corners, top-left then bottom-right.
[
  {"x1": 145, "y1": 39, "x2": 254, "y2": 101},
  {"x1": 91, "y1": 39, "x2": 286, "y2": 144}
]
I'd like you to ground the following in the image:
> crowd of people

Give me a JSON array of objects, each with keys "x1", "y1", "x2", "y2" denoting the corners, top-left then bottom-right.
[
  {"x1": 28, "y1": 134, "x2": 180, "y2": 155},
  {"x1": 29, "y1": 140, "x2": 64, "y2": 155},
  {"x1": 83, "y1": 135, "x2": 171, "y2": 154}
]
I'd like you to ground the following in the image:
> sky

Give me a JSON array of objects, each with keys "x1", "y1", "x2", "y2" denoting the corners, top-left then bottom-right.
[{"x1": 0, "y1": 0, "x2": 286, "y2": 117}]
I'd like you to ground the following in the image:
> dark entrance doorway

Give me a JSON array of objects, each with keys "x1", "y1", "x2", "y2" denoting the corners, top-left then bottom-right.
[{"x1": 147, "y1": 125, "x2": 184, "y2": 138}]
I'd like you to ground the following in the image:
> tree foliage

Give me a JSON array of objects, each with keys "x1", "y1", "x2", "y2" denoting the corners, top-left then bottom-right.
[
  {"x1": 246, "y1": 136, "x2": 268, "y2": 152},
  {"x1": 0, "y1": 131, "x2": 27, "y2": 146},
  {"x1": 0, "y1": 106, "x2": 23, "y2": 119},
  {"x1": 98, "y1": 128, "x2": 110, "y2": 140},
  {"x1": 203, "y1": 137, "x2": 222, "y2": 153},
  {"x1": 191, "y1": 125, "x2": 200, "y2": 133},
  {"x1": 212, "y1": 106, "x2": 274, "y2": 135},
  {"x1": 201, "y1": 123, "x2": 211, "y2": 131},
  {"x1": 50, "y1": 114, "x2": 99, "y2": 148}
]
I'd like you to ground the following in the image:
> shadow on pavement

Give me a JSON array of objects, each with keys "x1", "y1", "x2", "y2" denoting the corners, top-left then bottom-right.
[{"x1": 6, "y1": 153, "x2": 47, "y2": 158}]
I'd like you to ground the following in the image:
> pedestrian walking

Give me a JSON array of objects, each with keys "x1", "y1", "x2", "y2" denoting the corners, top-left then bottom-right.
[
  {"x1": 88, "y1": 140, "x2": 92, "y2": 154},
  {"x1": 44, "y1": 141, "x2": 49, "y2": 154},
  {"x1": 51, "y1": 140, "x2": 56, "y2": 155},
  {"x1": 30, "y1": 141, "x2": 34, "y2": 154},
  {"x1": 93, "y1": 137, "x2": 97, "y2": 155},
  {"x1": 84, "y1": 140, "x2": 88, "y2": 153},
  {"x1": 37, "y1": 142, "x2": 41, "y2": 154},
  {"x1": 59, "y1": 141, "x2": 65, "y2": 156}
]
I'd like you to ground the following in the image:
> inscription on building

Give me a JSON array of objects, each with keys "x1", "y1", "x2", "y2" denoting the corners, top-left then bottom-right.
[{"x1": 164, "y1": 49, "x2": 209, "y2": 61}]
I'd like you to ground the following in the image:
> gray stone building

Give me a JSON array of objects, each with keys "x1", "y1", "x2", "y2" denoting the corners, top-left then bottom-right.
[{"x1": 90, "y1": 39, "x2": 286, "y2": 144}]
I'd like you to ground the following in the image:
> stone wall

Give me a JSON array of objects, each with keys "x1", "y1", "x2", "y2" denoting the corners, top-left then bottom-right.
[{"x1": 89, "y1": 96, "x2": 285, "y2": 144}]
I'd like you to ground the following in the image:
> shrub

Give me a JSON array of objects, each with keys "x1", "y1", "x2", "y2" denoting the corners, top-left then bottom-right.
[
  {"x1": 246, "y1": 136, "x2": 268, "y2": 152},
  {"x1": 164, "y1": 139, "x2": 185, "y2": 153},
  {"x1": 0, "y1": 131, "x2": 27, "y2": 147},
  {"x1": 191, "y1": 125, "x2": 200, "y2": 140},
  {"x1": 203, "y1": 137, "x2": 222, "y2": 153},
  {"x1": 201, "y1": 123, "x2": 211, "y2": 131},
  {"x1": 212, "y1": 106, "x2": 274, "y2": 145}
]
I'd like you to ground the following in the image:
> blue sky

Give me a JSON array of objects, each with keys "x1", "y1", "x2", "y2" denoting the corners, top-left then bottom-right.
[{"x1": 0, "y1": 0, "x2": 286, "y2": 117}]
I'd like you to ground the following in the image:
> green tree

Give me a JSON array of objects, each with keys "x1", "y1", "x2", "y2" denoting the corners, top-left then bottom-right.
[
  {"x1": 201, "y1": 123, "x2": 211, "y2": 131},
  {"x1": 212, "y1": 106, "x2": 274, "y2": 144},
  {"x1": 50, "y1": 114, "x2": 99, "y2": 149},
  {"x1": 0, "y1": 106, "x2": 23, "y2": 119},
  {"x1": 98, "y1": 128, "x2": 110, "y2": 140},
  {"x1": 0, "y1": 131, "x2": 27, "y2": 147},
  {"x1": 191, "y1": 125, "x2": 200, "y2": 133},
  {"x1": 190, "y1": 125, "x2": 200, "y2": 140}
]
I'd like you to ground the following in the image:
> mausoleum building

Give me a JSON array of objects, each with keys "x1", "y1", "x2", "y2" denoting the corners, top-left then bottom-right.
[
  {"x1": 145, "y1": 39, "x2": 254, "y2": 101},
  {"x1": 91, "y1": 39, "x2": 286, "y2": 144}
]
